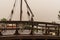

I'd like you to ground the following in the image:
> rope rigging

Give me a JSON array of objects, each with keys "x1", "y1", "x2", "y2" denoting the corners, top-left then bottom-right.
[
  {"x1": 9, "y1": 0, "x2": 34, "y2": 21},
  {"x1": 24, "y1": 0, "x2": 34, "y2": 21},
  {"x1": 24, "y1": 0, "x2": 34, "y2": 17},
  {"x1": 9, "y1": 0, "x2": 17, "y2": 21}
]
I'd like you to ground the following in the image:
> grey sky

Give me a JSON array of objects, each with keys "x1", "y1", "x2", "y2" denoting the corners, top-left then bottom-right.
[{"x1": 0, "y1": 0, "x2": 60, "y2": 22}]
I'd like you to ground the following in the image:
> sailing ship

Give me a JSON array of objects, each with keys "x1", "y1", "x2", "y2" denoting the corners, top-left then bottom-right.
[{"x1": 0, "y1": 0, "x2": 60, "y2": 40}]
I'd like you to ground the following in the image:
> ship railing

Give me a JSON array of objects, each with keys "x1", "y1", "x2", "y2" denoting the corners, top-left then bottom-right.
[{"x1": 0, "y1": 21, "x2": 59, "y2": 36}]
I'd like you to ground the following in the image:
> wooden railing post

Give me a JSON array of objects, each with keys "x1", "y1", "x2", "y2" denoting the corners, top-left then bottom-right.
[
  {"x1": 57, "y1": 25, "x2": 59, "y2": 36},
  {"x1": 0, "y1": 32, "x2": 2, "y2": 36},
  {"x1": 14, "y1": 23, "x2": 20, "y2": 35},
  {"x1": 45, "y1": 24, "x2": 48, "y2": 35},
  {"x1": 30, "y1": 17, "x2": 34, "y2": 35}
]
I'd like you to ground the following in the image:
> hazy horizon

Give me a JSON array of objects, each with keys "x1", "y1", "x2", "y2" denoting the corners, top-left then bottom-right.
[{"x1": 0, "y1": 0, "x2": 60, "y2": 22}]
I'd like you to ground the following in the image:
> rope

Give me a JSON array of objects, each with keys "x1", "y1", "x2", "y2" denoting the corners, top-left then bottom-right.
[
  {"x1": 9, "y1": 0, "x2": 17, "y2": 21},
  {"x1": 24, "y1": 0, "x2": 34, "y2": 17}
]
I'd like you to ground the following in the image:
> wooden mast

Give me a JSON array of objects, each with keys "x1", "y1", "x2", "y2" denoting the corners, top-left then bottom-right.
[{"x1": 20, "y1": 0, "x2": 22, "y2": 21}]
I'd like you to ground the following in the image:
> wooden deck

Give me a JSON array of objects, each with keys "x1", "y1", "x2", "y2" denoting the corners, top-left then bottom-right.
[{"x1": 0, "y1": 35, "x2": 60, "y2": 40}]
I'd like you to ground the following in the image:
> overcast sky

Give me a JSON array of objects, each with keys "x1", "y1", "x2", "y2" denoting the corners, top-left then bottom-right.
[{"x1": 0, "y1": 0, "x2": 60, "y2": 22}]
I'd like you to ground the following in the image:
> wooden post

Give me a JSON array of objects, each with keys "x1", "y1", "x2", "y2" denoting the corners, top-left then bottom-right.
[
  {"x1": 45, "y1": 24, "x2": 47, "y2": 35},
  {"x1": 14, "y1": 23, "x2": 20, "y2": 35},
  {"x1": 30, "y1": 17, "x2": 34, "y2": 35},
  {"x1": 20, "y1": 0, "x2": 22, "y2": 21},
  {"x1": 57, "y1": 25, "x2": 59, "y2": 36}
]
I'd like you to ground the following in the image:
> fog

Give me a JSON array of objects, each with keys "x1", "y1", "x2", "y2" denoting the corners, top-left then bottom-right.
[{"x1": 0, "y1": 0, "x2": 60, "y2": 22}]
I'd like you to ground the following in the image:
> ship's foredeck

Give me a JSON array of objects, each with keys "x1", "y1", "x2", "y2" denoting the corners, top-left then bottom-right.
[{"x1": 0, "y1": 21, "x2": 60, "y2": 40}]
